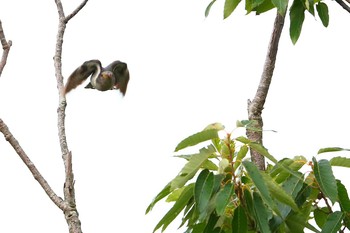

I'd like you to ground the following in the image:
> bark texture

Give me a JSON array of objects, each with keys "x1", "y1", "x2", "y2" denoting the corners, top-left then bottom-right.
[{"x1": 247, "y1": 11, "x2": 286, "y2": 170}]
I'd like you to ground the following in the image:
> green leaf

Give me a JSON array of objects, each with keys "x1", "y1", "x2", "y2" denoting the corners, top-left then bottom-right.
[
  {"x1": 195, "y1": 170, "x2": 214, "y2": 216},
  {"x1": 234, "y1": 145, "x2": 249, "y2": 170},
  {"x1": 255, "y1": 0, "x2": 275, "y2": 14},
  {"x1": 203, "y1": 213, "x2": 220, "y2": 233},
  {"x1": 253, "y1": 192, "x2": 272, "y2": 233},
  {"x1": 274, "y1": 156, "x2": 307, "y2": 183},
  {"x1": 224, "y1": 0, "x2": 242, "y2": 19},
  {"x1": 146, "y1": 183, "x2": 171, "y2": 214},
  {"x1": 175, "y1": 128, "x2": 221, "y2": 152},
  {"x1": 316, "y1": 2, "x2": 329, "y2": 27},
  {"x1": 232, "y1": 205, "x2": 248, "y2": 233},
  {"x1": 312, "y1": 158, "x2": 338, "y2": 204},
  {"x1": 285, "y1": 201, "x2": 313, "y2": 233},
  {"x1": 243, "y1": 161, "x2": 279, "y2": 216},
  {"x1": 314, "y1": 207, "x2": 329, "y2": 228},
  {"x1": 337, "y1": 180, "x2": 350, "y2": 212},
  {"x1": 246, "y1": 0, "x2": 265, "y2": 14},
  {"x1": 205, "y1": 0, "x2": 217, "y2": 17},
  {"x1": 318, "y1": 147, "x2": 350, "y2": 154},
  {"x1": 235, "y1": 136, "x2": 250, "y2": 144},
  {"x1": 153, "y1": 183, "x2": 195, "y2": 232},
  {"x1": 262, "y1": 173, "x2": 299, "y2": 212},
  {"x1": 216, "y1": 183, "x2": 234, "y2": 215},
  {"x1": 249, "y1": 142, "x2": 277, "y2": 163},
  {"x1": 330, "y1": 156, "x2": 350, "y2": 168},
  {"x1": 271, "y1": 0, "x2": 288, "y2": 14},
  {"x1": 320, "y1": 211, "x2": 344, "y2": 233},
  {"x1": 166, "y1": 186, "x2": 185, "y2": 202},
  {"x1": 289, "y1": 0, "x2": 305, "y2": 44},
  {"x1": 171, "y1": 146, "x2": 215, "y2": 190}
]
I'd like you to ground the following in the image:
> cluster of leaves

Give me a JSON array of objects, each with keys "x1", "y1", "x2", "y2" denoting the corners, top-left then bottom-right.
[
  {"x1": 146, "y1": 122, "x2": 350, "y2": 233},
  {"x1": 205, "y1": 0, "x2": 329, "y2": 44}
]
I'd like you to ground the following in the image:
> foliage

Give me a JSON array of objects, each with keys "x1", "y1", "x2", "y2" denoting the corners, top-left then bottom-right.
[
  {"x1": 205, "y1": 0, "x2": 329, "y2": 44},
  {"x1": 147, "y1": 122, "x2": 350, "y2": 232}
]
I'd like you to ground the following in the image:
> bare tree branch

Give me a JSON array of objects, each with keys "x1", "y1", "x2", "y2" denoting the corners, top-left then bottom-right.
[
  {"x1": 247, "y1": 11, "x2": 286, "y2": 170},
  {"x1": 0, "y1": 119, "x2": 67, "y2": 210},
  {"x1": 0, "y1": 20, "x2": 12, "y2": 77},
  {"x1": 54, "y1": 1, "x2": 89, "y2": 232},
  {"x1": 65, "y1": 0, "x2": 88, "y2": 23},
  {"x1": 335, "y1": 0, "x2": 350, "y2": 13}
]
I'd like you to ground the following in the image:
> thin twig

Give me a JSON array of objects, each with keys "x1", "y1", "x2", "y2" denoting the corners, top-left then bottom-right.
[
  {"x1": 335, "y1": 0, "x2": 350, "y2": 13},
  {"x1": 65, "y1": 0, "x2": 89, "y2": 23},
  {"x1": 0, "y1": 20, "x2": 12, "y2": 77},
  {"x1": 54, "y1": 1, "x2": 89, "y2": 232},
  {"x1": 247, "y1": 11, "x2": 286, "y2": 170},
  {"x1": 0, "y1": 119, "x2": 66, "y2": 210}
]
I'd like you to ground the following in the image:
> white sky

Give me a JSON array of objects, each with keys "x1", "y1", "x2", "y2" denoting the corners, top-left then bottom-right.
[{"x1": 0, "y1": 0, "x2": 350, "y2": 232}]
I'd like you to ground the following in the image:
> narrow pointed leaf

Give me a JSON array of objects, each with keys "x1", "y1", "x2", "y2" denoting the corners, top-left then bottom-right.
[
  {"x1": 171, "y1": 146, "x2": 215, "y2": 190},
  {"x1": 175, "y1": 128, "x2": 222, "y2": 152},
  {"x1": 146, "y1": 183, "x2": 171, "y2": 214},
  {"x1": 337, "y1": 180, "x2": 350, "y2": 212},
  {"x1": 205, "y1": 0, "x2": 217, "y2": 17},
  {"x1": 320, "y1": 211, "x2": 344, "y2": 233},
  {"x1": 224, "y1": 0, "x2": 242, "y2": 19},
  {"x1": 289, "y1": 0, "x2": 305, "y2": 44},
  {"x1": 318, "y1": 147, "x2": 350, "y2": 154},
  {"x1": 153, "y1": 183, "x2": 195, "y2": 232},
  {"x1": 253, "y1": 192, "x2": 272, "y2": 233},
  {"x1": 243, "y1": 161, "x2": 279, "y2": 216},
  {"x1": 232, "y1": 205, "x2": 248, "y2": 233},
  {"x1": 216, "y1": 183, "x2": 234, "y2": 215},
  {"x1": 249, "y1": 142, "x2": 277, "y2": 163},
  {"x1": 312, "y1": 158, "x2": 338, "y2": 204},
  {"x1": 234, "y1": 145, "x2": 248, "y2": 170},
  {"x1": 314, "y1": 207, "x2": 329, "y2": 228},
  {"x1": 235, "y1": 136, "x2": 250, "y2": 144},
  {"x1": 330, "y1": 156, "x2": 350, "y2": 168},
  {"x1": 316, "y1": 2, "x2": 329, "y2": 27},
  {"x1": 262, "y1": 173, "x2": 299, "y2": 212}
]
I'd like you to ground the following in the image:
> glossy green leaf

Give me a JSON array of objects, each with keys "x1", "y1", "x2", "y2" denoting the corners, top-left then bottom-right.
[
  {"x1": 314, "y1": 207, "x2": 329, "y2": 228},
  {"x1": 234, "y1": 145, "x2": 248, "y2": 170},
  {"x1": 202, "y1": 159, "x2": 218, "y2": 170},
  {"x1": 320, "y1": 211, "x2": 344, "y2": 233},
  {"x1": 330, "y1": 156, "x2": 350, "y2": 168},
  {"x1": 153, "y1": 183, "x2": 194, "y2": 232},
  {"x1": 146, "y1": 183, "x2": 171, "y2": 214},
  {"x1": 195, "y1": 170, "x2": 214, "y2": 215},
  {"x1": 255, "y1": 0, "x2": 275, "y2": 14},
  {"x1": 224, "y1": 0, "x2": 242, "y2": 19},
  {"x1": 171, "y1": 146, "x2": 215, "y2": 190},
  {"x1": 313, "y1": 158, "x2": 338, "y2": 204},
  {"x1": 205, "y1": 0, "x2": 217, "y2": 17},
  {"x1": 249, "y1": 142, "x2": 277, "y2": 163},
  {"x1": 246, "y1": 0, "x2": 266, "y2": 14},
  {"x1": 175, "y1": 128, "x2": 222, "y2": 152},
  {"x1": 337, "y1": 180, "x2": 350, "y2": 212},
  {"x1": 243, "y1": 161, "x2": 279, "y2": 216},
  {"x1": 203, "y1": 213, "x2": 220, "y2": 233},
  {"x1": 262, "y1": 173, "x2": 299, "y2": 212},
  {"x1": 270, "y1": 158, "x2": 294, "y2": 178},
  {"x1": 253, "y1": 192, "x2": 272, "y2": 233},
  {"x1": 216, "y1": 183, "x2": 234, "y2": 215},
  {"x1": 289, "y1": 0, "x2": 305, "y2": 44},
  {"x1": 232, "y1": 205, "x2": 248, "y2": 233},
  {"x1": 316, "y1": 2, "x2": 329, "y2": 27},
  {"x1": 318, "y1": 147, "x2": 350, "y2": 154},
  {"x1": 271, "y1": 0, "x2": 287, "y2": 14}
]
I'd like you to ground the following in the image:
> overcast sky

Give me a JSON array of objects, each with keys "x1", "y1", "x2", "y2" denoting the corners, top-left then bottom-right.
[{"x1": 0, "y1": 0, "x2": 350, "y2": 232}]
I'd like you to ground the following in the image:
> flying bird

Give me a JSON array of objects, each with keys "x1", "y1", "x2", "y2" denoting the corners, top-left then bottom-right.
[{"x1": 64, "y1": 60, "x2": 130, "y2": 96}]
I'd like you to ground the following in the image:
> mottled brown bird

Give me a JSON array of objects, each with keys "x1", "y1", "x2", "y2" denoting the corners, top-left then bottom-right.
[{"x1": 64, "y1": 60, "x2": 130, "y2": 96}]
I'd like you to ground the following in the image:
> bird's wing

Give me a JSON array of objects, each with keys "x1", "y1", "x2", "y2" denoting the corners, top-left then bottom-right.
[
  {"x1": 106, "y1": 60, "x2": 130, "y2": 96},
  {"x1": 64, "y1": 60, "x2": 101, "y2": 94}
]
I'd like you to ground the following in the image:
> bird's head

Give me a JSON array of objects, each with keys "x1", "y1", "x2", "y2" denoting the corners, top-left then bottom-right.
[{"x1": 101, "y1": 71, "x2": 114, "y2": 80}]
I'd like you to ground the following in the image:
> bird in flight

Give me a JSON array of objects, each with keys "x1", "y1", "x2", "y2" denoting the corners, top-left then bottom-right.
[{"x1": 64, "y1": 60, "x2": 130, "y2": 96}]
